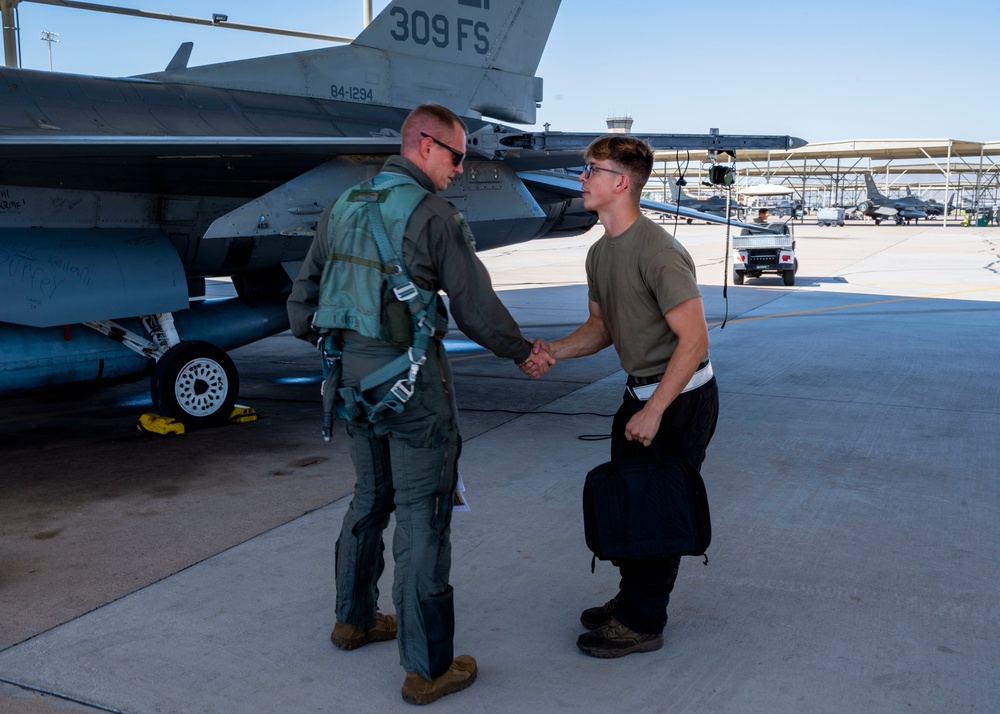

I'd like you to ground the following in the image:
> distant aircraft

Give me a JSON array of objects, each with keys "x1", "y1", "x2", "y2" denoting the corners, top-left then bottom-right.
[
  {"x1": 857, "y1": 173, "x2": 930, "y2": 225},
  {"x1": 767, "y1": 199, "x2": 805, "y2": 218},
  {"x1": 665, "y1": 179, "x2": 743, "y2": 222},
  {"x1": 904, "y1": 187, "x2": 948, "y2": 216},
  {"x1": 0, "y1": 0, "x2": 803, "y2": 426}
]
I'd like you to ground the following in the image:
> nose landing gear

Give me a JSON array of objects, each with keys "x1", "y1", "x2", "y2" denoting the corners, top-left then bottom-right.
[{"x1": 150, "y1": 340, "x2": 239, "y2": 429}]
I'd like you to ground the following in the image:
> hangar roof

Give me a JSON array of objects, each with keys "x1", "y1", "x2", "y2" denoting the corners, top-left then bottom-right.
[
  {"x1": 651, "y1": 138, "x2": 1000, "y2": 193},
  {"x1": 735, "y1": 138, "x2": 992, "y2": 162},
  {"x1": 647, "y1": 139, "x2": 1000, "y2": 202},
  {"x1": 648, "y1": 161, "x2": 1000, "y2": 179},
  {"x1": 655, "y1": 139, "x2": 1000, "y2": 165}
]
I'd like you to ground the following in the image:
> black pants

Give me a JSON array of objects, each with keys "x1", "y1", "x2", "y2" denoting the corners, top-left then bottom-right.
[{"x1": 609, "y1": 378, "x2": 719, "y2": 634}]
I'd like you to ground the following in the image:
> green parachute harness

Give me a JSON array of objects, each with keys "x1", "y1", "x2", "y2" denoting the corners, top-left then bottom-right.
[{"x1": 315, "y1": 172, "x2": 438, "y2": 439}]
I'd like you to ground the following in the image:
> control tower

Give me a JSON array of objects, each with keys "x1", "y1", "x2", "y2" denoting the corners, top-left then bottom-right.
[{"x1": 606, "y1": 114, "x2": 634, "y2": 134}]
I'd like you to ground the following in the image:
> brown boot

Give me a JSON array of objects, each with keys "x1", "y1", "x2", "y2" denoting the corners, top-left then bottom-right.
[
  {"x1": 576, "y1": 617, "x2": 663, "y2": 659},
  {"x1": 330, "y1": 612, "x2": 397, "y2": 650},
  {"x1": 580, "y1": 595, "x2": 619, "y2": 630},
  {"x1": 401, "y1": 654, "x2": 477, "y2": 705}
]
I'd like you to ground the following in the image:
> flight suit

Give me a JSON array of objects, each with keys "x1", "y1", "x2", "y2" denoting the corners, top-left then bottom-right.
[{"x1": 288, "y1": 156, "x2": 530, "y2": 680}]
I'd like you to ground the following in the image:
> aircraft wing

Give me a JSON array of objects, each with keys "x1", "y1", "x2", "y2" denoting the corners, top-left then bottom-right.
[
  {"x1": 739, "y1": 184, "x2": 795, "y2": 197},
  {"x1": 0, "y1": 135, "x2": 403, "y2": 197},
  {"x1": 501, "y1": 130, "x2": 806, "y2": 170},
  {"x1": 640, "y1": 196, "x2": 780, "y2": 233},
  {"x1": 519, "y1": 170, "x2": 780, "y2": 233},
  {"x1": 0, "y1": 127, "x2": 805, "y2": 195}
]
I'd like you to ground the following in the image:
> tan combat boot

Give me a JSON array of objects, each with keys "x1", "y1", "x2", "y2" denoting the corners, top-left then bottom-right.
[
  {"x1": 330, "y1": 612, "x2": 397, "y2": 650},
  {"x1": 400, "y1": 654, "x2": 477, "y2": 705}
]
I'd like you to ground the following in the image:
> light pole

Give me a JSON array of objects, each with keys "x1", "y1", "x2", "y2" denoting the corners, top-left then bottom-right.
[
  {"x1": 39, "y1": 28, "x2": 57, "y2": 70},
  {"x1": 2, "y1": 0, "x2": 19, "y2": 68}
]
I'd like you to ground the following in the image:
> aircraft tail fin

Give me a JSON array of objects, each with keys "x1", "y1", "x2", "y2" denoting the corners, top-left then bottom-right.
[
  {"x1": 348, "y1": 0, "x2": 560, "y2": 123},
  {"x1": 166, "y1": 42, "x2": 193, "y2": 71},
  {"x1": 355, "y1": 0, "x2": 559, "y2": 78},
  {"x1": 143, "y1": 0, "x2": 560, "y2": 125},
  {"x1": 864, "y1": 173, "x2": 889, "y2": 201},
  {"x1": 667, "y1": 179, "x2": 687, "y2": 202}
]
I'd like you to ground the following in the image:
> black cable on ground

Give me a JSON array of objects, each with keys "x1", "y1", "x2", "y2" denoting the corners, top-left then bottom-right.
[{"x1": 721, "y1": 181, "x2": 733, "y2": 329}]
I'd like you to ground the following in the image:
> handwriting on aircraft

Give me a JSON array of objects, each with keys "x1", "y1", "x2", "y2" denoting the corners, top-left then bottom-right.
[{"x1": 0, "y1": 0, "x2": 804, "y2": 427}]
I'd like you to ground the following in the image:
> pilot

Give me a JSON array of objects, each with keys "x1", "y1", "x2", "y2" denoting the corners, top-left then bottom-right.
[
  {"x1": 754, "y1": 207, "x2": 770, "y2": 224},
  {"x1": 287, "y1": 104, "x2": 552, "y2": 705}
]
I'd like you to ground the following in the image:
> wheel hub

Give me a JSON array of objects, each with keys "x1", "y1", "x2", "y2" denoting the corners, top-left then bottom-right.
[{"x1": 174, "y1": 358, "x2": 230, "y2": 417}]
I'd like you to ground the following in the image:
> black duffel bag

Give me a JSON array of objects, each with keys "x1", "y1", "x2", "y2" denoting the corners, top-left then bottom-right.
[{"x1": 583, "y1": 448, "x2": 711, "y2": 566}]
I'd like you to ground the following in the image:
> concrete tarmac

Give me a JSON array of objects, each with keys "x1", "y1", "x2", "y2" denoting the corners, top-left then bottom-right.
[{"x1": 1, "y1": 220, "x2": 998, "y2": 712}]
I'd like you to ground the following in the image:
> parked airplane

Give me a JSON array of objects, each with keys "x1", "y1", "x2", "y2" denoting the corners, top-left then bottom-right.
[
  {"x1": 665, "y1": 179, "x2": 743, "y2": 222},
  {"x1": 904, "y1": 187, "x2": 949, "y2": 216},
  {"x1": 857, "y1": 173, "x2": 930, "y2": 225},
  {"x1": 765, "y1": 200, "x2": 805, "y2": 218},
  {"x1": 0, "y1": 0, "x2": 803, "y2": 427}
]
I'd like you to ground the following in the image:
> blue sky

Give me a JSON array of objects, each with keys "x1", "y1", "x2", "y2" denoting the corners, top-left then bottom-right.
[{"x1": 9, "y1": 0, "x2": 1000, "y2": 143}]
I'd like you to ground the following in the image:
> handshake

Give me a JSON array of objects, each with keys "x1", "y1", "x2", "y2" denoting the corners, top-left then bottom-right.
[{"x1": 518, "y1": 338, "x2": 556, "y2": 379}]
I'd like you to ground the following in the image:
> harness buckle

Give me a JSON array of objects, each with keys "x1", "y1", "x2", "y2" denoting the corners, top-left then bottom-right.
[
  {"x1": 393, "y1": 282, "x2": 420, "y2": 302},
  {"x1": 415, "y1": 315, "x2": 434, "y2": 334},
  {"x1": 407, "y1": 347, "x2": 427, "y2": 382},
  {"x1": 389, "y1": 378, "x2": 415, "y2": 404},
  {"x1": 321, "y1": 347, "x2": 341, "y2": 369}
]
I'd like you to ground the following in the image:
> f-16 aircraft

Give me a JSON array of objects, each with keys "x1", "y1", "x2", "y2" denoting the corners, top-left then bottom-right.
[
  {"x1": 0, "y1": 0, "x2": 804, "y2": 427},
  {"x1": 857, "y1": 173, "x2": 930, "y2": 225},
  {"x1": 665, "y1": 179, "x2": 743, "y2": 222},
  {"x1": 904, "y1": 187, "x2": 948, "y2": 216}
]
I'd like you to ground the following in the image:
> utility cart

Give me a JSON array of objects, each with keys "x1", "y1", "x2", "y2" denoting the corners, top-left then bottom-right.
[
  {"x1": 816, "y1": 207, "x2": 846, "y2": 226},
  {"x1": 732, "y1": 222, "x2": 797, "y2": 286}
]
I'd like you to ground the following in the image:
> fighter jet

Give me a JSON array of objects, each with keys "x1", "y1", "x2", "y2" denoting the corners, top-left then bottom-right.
[
  {"x1": 664, "y1": 179, "x2": 743, "y2": 222},
  {"x1": 0, "y1": 0, "x2": 804, "y2": 427},
  {"x1": 904, "y1": 187, "x2": 949, "y2": 216},
  {"x1": 857, "y1": 173, "x2": 930, "y2": 225}
]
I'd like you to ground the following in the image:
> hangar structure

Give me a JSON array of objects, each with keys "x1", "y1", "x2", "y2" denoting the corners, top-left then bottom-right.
[{"x1": 648, "y1": 139, "x2": 1000, "y2": 221}]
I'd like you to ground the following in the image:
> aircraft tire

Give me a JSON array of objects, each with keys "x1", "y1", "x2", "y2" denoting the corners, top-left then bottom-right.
[{"x1": 150, "y1": 341, "x2": 239, "y2": 428}]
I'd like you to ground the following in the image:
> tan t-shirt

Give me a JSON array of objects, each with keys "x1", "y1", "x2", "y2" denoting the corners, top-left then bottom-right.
[{"x1": 586, "y1": 214, "x2": 704, "y2": 378}]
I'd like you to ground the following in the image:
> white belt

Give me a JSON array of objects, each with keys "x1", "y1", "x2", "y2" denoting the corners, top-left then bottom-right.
[{"x1": 627, "y1": 361, "x2": 714, "y2": 401}]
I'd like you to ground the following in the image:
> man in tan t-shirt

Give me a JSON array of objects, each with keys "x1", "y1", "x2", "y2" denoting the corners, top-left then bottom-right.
[{"x1": 531, "y1": 135, "x2": 719, "y2": 658}]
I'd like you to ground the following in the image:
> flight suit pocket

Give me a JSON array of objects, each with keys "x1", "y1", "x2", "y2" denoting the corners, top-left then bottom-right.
[{"x1": 380, "y1": 280, "x2": 413, "y2": 348}]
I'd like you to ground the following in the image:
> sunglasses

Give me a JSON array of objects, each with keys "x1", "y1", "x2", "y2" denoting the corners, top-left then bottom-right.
[
  {"x1": 581, "y1": 163, "x2": 626, "y2": 179},
  {"x1": 421, "y1": 132, "x2": 466, "y2": 167}
]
